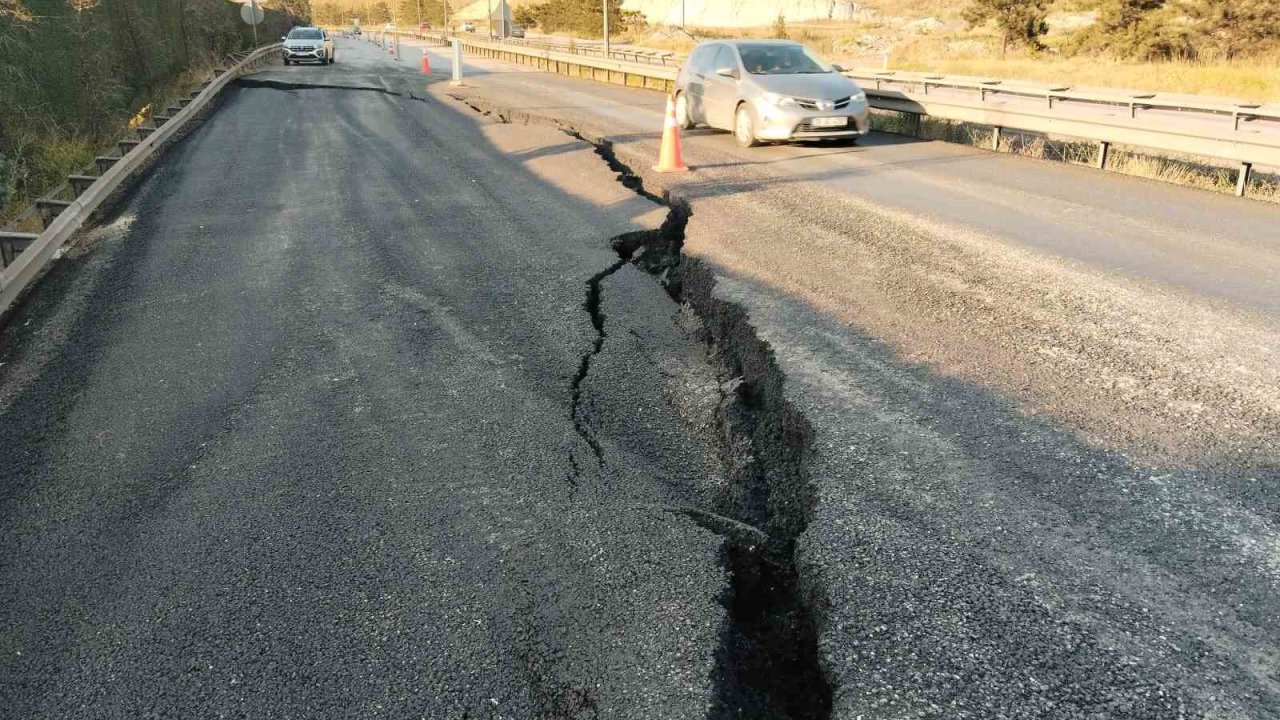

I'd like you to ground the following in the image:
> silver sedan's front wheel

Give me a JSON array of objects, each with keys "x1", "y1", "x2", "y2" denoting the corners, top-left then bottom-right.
[
  {"x1": 675, "y1": 92, "x2": 694, "y2": 130},
  {"x1": 734, "y1": 104, "x2": 758, "y2": 148}
]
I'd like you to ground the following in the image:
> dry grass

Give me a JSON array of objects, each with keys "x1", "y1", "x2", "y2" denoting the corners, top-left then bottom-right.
[
  {"x1": 630, "y1": 12, "x2": 1280, "y2": 104},
  {"x1": 0, "y1": 131, "x2": 96, "y2": 227},
  {"x1": 1, "y1": 64, "x2": 218, "y2": 228},
  {"x1": 886, "y1": 40, "x2": 1280, "y2": 103}
]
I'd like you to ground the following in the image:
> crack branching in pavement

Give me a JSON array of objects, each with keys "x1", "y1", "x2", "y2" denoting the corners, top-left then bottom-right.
[
  {"x1": 234, "y1": 77, "x2": 429, "y2": 102},
  {"x1": 451, "y1": 92, "x2": 831, "y2": 719},
  {"x1": 610, "y1": 185, "x2": 832, "y2": 720},
  {"x1": 567, "y1": 254, "x2": 628, "y2": 480}
]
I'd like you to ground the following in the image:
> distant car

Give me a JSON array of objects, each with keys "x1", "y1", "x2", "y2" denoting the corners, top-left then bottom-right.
[
  {"x1": 281, "y1": 27, "x2": 335, "y2": 65},
  {"x1": 461, "y1": 22, "x2": 476, "y2": 32},
  {"x1": 674, "y1": 40, "x2": 869, "y2": 147},
  {"x1": 509, "y1": 24, "x2": 526, "y2": 38}
]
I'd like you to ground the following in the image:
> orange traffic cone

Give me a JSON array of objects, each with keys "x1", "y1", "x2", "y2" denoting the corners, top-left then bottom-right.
[
  {"x1": 421, "y1": 51, "x2": 431, "y2": 74},
  {"x1": 653, "y1": 95, "x2": 689, "y2": 173}
]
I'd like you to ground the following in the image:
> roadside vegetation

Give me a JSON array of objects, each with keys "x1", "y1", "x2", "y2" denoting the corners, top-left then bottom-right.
[
  {"x1": 0, "y1": 0, "x2": 302, "y2": 225},
  {"x1": 492, "y1": 0, "x2": 1279, "y2": 103},
  {"x1": 311, "y1": 0, "x2": 452, "y2": 27}
]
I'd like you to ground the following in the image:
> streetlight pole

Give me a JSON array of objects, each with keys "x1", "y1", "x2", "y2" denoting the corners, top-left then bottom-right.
[
  {"x1": 487, "y1": 0, "x2": 493, "y2": 39},
  {"x1": 416, "y1": 0, "x2": 422, "y2": 27},
  {"x1": 602, "y1": 0, "x2": 609, "y2": 55},
  {"x1": 392, "y1": 5, "x2": 400, "y2": 59},
  {"x1": 247, "y1": 0, "x2": 260, "y2": 46}
]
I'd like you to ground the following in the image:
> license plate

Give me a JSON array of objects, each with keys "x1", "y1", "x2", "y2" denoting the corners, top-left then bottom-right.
[{"x1": 811, "y1": 116, "x2": 848, "y2": 128}]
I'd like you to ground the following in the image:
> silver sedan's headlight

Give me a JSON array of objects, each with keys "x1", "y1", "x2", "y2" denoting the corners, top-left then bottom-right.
[{"x1": 760, "y1": 91, "x2": 798, "y2": 108}]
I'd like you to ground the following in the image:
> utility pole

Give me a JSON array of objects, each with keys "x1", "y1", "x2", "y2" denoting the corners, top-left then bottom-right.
[
  {"x1": 681, "y1": 0, "x2": 685, "y2": 29},
  {"x1": 249, "y1": 0, "x2": 259, "y2": 46},
  {"x1": 603, "y1": 0, "x2": 609, "y2": 55},
  {"x1": 416, "y1": 0, "x2": 422, "y2": 26},
  {"x1": 487, "y1": 0, "x2": 493, "y2": 39}
]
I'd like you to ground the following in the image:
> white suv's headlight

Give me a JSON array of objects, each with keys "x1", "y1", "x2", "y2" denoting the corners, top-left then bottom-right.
[
  {"x1": 760, "y1": 91, "x2": 797, "y2": 107},
  {"x1": 851, "y1": 91, "x2": 867, "y2": 102}
]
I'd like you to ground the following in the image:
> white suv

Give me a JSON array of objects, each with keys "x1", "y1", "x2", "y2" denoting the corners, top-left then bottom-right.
[{"x1": 282, "y1": 27, "x2": 334, "y2": 65}]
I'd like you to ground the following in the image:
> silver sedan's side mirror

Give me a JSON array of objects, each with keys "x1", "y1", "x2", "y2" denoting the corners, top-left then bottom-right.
[
  {"x1": 715, "y1": 66, "x2": 736, "y2": 78},
  {"x1": 280, "y1": 37, "x2": 287, "y2": 41}
]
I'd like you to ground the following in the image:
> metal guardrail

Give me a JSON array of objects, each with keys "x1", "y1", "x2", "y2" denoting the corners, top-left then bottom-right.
[
  {"x1": 500, "y1": 36, "x2": 681, "y2": 66},
  {"x1": 401, "y1": 30, "x2": 678, "y2": 91},
  {"x1": 849, "y1": 70, "x2": 1280, "y2": 194},
  {"x1": 407, "y1": 30, "x2": 1277, "y2": 196},
  {"x1": 0, "y1": 44, "x2": 282, "y2": 315},
  {"x1": 850, "y1": 71, "x2": 1280, "y2": 125}
]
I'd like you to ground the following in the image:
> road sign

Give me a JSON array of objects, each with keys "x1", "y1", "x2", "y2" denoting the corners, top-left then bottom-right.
[{"x1": 240, "y1": 1, "x2": 264, "y2": 25}]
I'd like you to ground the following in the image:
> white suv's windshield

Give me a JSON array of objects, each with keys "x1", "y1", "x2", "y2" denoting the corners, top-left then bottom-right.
[
  {"x1": 288, "y1": 28, "x2": 324, "y2": 40},
  {"x1": 737, "y1": 44, "x2": 831, "y2": 75}
]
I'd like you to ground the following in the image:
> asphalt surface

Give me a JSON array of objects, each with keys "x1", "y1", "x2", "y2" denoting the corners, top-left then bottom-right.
[
  {"x1": 2, "y1": 36, "x2": 1279, "y2": 720},
  {"x1": 391, "y1": 38, "x2": 1280, "y2": 718},
  {"x1": 0, "y1": 45, "x2": 742, "y2": 718}
]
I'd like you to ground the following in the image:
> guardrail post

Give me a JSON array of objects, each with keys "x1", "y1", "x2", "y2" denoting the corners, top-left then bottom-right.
[
  {"x1": 1236, "y1": 162, "x2": 1252, "y2": 198},
  {"x1": 991, "y1": 126, "x2": 1002, "y2": 151},
  {"x1": 1096, "y1": 141, "x2": 1110, "y2": 170},
  {"x1": 450, "y1": 39, "x2": 464, "y2": 86}
]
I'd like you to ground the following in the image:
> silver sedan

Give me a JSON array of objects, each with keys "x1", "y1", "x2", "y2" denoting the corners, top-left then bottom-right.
[{"x1": 674, "y1": 40, "x2": 870, "y2": 147}]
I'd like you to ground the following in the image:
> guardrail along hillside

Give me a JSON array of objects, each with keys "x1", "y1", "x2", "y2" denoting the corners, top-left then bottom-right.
[
  {"x1": 0, "y1": 46, "x2": 281, "y2": 316},
  {"x1": 395, "y1": 29, "x2": 1279, "y2": 198}
]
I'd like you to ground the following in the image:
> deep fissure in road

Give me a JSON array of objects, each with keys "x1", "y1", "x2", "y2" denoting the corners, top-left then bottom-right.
[
  {"x1": 591, "y1": 153, "x2": 831, "y2": 718},
  {"x1": 611, "y1": 202, "x2": 832, "y2": 720},
  {"x1": 567, "y1": 255, "x2": 629, "y2": 478},
  {"x1": 449, "y1": 92, "x2": 831, "y2": 719},
  {"x1": 234, "y1": 77, "x2": 429, "y2": 102}
]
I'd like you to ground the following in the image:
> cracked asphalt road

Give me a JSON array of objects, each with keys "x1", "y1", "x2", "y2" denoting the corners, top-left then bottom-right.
[
  {"x1": 3, "y1": 37, "x2": 1280, "y2": 720},
  {"x1": 392, "y1": 39, "x2": 1280, "y2": 718},
  {"x1": 0, "y1": 47, "x2": 744, "y2": 719}
]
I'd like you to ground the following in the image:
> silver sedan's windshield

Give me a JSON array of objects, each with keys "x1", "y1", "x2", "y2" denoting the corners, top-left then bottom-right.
[
  {"x1": 737, "y1": 44, "x2": 831, "y2": 75},
  {"x1": 288, "y1": 29, "x2": 324, "y2": 40}
]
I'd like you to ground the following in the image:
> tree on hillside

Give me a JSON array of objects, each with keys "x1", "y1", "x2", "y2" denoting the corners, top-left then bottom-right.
[
  {"x1": 0, "y1": 0, "x2": 32, "y2": 21},
  {"x1": 312, "y1": 1, "x2": 342, "y2": 25},
  {"x1": 772, "y1": 13, "x2": 787, "y2": 39},
  {"x1": 1179, "y1": 0, "x2": 1280, "y2": 59},
  {"x1": 1073, "y1": 0, "x2": 1187, "y2": 59},
  {"x1": 962, "y1": 0, "x2": 1050, "y2": 55},
  {"x1": 519, "y1": 0, "x2": 632, "y2": 38},
  {"x1": 514, "y1": 4, "x2": 537, "y2": 26},
  {"x1": 265, "y1": 0, "x2": 312, "y2": 22}
]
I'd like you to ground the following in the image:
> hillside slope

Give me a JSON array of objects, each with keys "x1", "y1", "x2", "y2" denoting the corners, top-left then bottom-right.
[{"x1": 622, "y1": 0, "x2": 868, "y2": 27}]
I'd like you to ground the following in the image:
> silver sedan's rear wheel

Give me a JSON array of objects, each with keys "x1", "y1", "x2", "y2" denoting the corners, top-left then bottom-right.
[
  {"x1": 734, "y1": 104, "x2": 758, "y2": 148},
  {"x1": 675, "y1": 92, "x2": 694, "y2": 130}
]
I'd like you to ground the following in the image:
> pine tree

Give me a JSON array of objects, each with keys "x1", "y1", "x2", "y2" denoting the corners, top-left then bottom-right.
[
  {"x1": 1180, "y1": 0, "x2": 1280, "y2": 59},
  {"x1": 962, "y1": 0, "x2": 1051, "y2": 56}
]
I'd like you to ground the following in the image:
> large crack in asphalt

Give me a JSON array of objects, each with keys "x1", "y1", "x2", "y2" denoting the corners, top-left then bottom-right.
[
  {"x1": 567, "y1": 254, "x2": 628, "y2": 482},
  {"x1": 450, "y1": 91, "x2": 831, "y2": 719},
  {"x1": 610, "y1": 197, "x2": 832, "y2": 720},
  {"x1": 234, "y1": 77, "x2": 429, "y2": 102}
]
